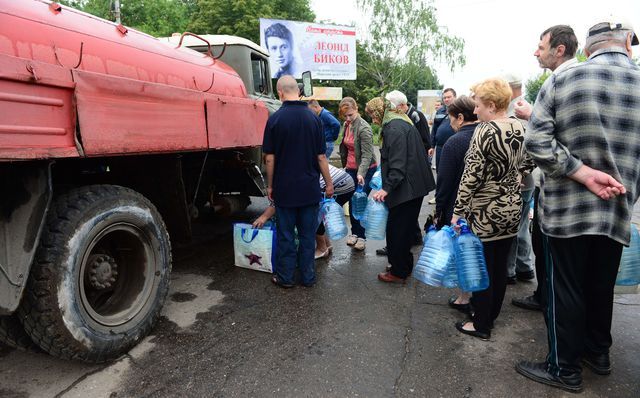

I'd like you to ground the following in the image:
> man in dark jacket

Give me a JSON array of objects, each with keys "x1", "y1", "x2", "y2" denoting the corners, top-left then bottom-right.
[
  {"x1": 308, "y1": 99, "x2": 341, "y2": 158},
  {"x1": 429, "y1": 88, "x2": 457, "y2": 171},
  {"x1": 366, "y1": 93, "x2": 435, "y2": 283},
  {"x1": 406, "y1": 103, "x2": 431, "y2": 154}
]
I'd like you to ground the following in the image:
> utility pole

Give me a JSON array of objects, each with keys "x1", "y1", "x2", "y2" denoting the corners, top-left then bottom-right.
[{"x1": 112, "y1": 0, "x2": 121, "y2": 24}]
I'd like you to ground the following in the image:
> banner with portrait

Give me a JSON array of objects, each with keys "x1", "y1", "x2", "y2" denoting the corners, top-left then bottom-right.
[{"x1": 259, "y1": 18, "x2": 357, "y2": 80}]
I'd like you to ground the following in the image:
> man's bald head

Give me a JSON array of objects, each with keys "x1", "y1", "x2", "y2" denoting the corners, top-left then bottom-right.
[{"x1": 276, "y1": 75, "x2": 299, "y2": 101}]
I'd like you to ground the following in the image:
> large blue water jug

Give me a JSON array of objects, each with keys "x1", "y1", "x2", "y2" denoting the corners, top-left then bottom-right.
[
  {"x1": 455, "y1": 220, "x2": 489, "y2": 292},
  {"x1": 616, "y1": 223, "x2": 640, "y2": 286},
  {"x1": 362, "y1": 198, "x2": 388, "y2": 240},
  {"x1": 320, "y1": 196, "x2": 348, "y2": 241},
  {"x1": 369, "y1": 166, "x2": 382, "y2": 190},
  {"x1": 414, "y1": 226, "x2": 456, "y2": 287},
  {"x1": 351, "y1": 185, "x2": 368, "y2": 221},
  {"x1": 423, "y1": 225, "x2": 437, "y2": 244}
]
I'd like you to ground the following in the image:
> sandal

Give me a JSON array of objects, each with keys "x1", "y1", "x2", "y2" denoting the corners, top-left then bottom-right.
[
  {"x1": 314, "y1": 248, "x2": 330, "y2": 260},
  {"x1": 271, "y1": 275, "x2": 295, "y2": 289}
]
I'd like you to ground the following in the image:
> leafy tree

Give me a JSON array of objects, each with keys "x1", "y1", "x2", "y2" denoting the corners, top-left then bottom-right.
[
  {"x1": 356, "y1": 0, "x2": 464, "y2": 92},
  {"x1": 61, "y1": 0, "x2": 192, "y2": 37},
  {"x1": 524, "y1": 71, "x2": 550, "y2": 104},
  {"x1": 188, "y1": 0, "x2": 315, "y2": 44}
]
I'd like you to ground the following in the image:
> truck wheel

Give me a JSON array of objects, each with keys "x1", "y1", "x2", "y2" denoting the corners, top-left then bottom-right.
[
  {"x1": 0, "y1": 314, "x2": 40, "y2": 351},
  {"x1": 18, "y1": 185, "x2": 171, "y2": 363}
]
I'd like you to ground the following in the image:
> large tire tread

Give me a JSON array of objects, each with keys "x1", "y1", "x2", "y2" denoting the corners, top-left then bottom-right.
[
  {"x1": 0, "y1": 314, "x2": 41, "y2": 352},
  {"x1": 18, "y1": 185, "x2": 171, "y2": 363}
]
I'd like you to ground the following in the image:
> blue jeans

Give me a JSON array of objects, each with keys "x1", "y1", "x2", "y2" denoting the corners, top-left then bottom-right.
[
  {"x1": 275, "y1": 204, "x2": 319, "y2": 285},
  {"x1": 336, "y1": 167, "x2": 376, "y2": 239},
  {"x1": 325, "y1": 142, "x2": 334, "y2": 158},
  {"x1": 507, "y1": 189, "x2": 534, "y2": 277}
]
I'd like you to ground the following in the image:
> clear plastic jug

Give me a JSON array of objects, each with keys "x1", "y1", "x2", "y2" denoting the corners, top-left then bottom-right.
[
  {"x1": 414, "y1": 226, "x2": 456, "y2": 287},
  {"x1": 320, "y1": 196, "x2": 348, "y2": 241},
  {"x1": 362, "y1": 198, "x2": 388, "y2": 240},
  {"x1": 351, "y1": 185, "x2": 368, "y2": 221},
  {"x1": 616, "y1": 223, "x2": 640, "y2": 286},
  {"x1": 455, "y1": 220, "x2": 489, "y2": 292}
]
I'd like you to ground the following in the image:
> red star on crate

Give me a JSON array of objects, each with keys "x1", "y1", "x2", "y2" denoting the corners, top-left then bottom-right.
[{"x1": 245, "y1": 253, "x2": 262, "y2": 265}]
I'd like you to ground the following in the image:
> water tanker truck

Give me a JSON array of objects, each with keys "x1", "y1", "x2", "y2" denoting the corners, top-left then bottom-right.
[{"x1": 0, "y1": 0, "x2": 300, "y2": 362}]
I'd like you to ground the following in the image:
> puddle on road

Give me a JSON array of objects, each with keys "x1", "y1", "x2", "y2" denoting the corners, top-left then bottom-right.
[{"x1": 162, "y1": 272, "x2": 225, "y2": 329}]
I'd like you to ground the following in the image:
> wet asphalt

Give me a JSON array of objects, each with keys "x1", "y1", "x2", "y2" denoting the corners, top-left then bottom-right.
[{"x1": 1, "y1": 196, "x2": 639, "y2": 398}]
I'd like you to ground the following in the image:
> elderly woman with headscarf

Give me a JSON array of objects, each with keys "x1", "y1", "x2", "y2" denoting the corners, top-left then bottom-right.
[{"x1": 365, "y1": 92, "x2": 435, "y2": 283}]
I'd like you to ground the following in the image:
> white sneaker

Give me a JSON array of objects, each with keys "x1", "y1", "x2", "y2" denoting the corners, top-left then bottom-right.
[
  {"x1": 346, "y1": 234, "x2": 358, "y2": 246},
  {"x1": 354, "y1": 238, "x2": 366, "y2": 251}
]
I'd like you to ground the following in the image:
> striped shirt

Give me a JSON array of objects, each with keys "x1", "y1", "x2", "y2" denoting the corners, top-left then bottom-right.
[
  {"x1": 319, "y1": 164, "x2": 355, "y2": 196},
  {"x1": 525, "y1": 47, "x2": 640, "y2": 245}
]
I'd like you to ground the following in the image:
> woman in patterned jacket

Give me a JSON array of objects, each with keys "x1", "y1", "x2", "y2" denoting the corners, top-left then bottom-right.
[{"x1": 452, "y1": 78, "x2": 534, "y2": 340}]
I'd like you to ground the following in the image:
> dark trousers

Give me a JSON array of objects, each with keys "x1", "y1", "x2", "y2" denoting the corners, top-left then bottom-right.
[
  {"x1": 531, "y1": 187, "x2": 547, "y2": 308},
  {"x1": 471, "y1": 237, "x2": 515, "y2": 333},
  {"x1": 275, "y1": 204, "x2": 319, "y2": 285},
  {"x1": 387, "y1": 197, "x2": 423, "y2": 278},
  {"x1": 546, "y1": 235, "x2": 622, "y2": 375}
]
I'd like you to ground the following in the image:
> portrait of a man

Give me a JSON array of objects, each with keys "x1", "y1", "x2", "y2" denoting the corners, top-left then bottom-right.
[{"x1": 264, "y1": 22, "x2": 302, "y2": 78}]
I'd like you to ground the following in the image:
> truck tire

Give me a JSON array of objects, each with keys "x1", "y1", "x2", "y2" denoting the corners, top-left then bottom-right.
[
  {"x1": 18, "y1": 185, "x2": 171, "y2": 363},
  {"x1": 0, "y1": 314, "x2": 40, "y2": 352}
]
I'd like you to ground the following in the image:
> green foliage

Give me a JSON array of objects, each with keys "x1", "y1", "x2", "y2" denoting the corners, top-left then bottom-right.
[
  {"x1": 356, "y1": 0, "x2": 464, "y2": 94},
  {"x1": 524, "y1": 71, "x2": 550, "y2": 104},
  {"x1": 61, "y1": 0, "x2": 192, "y2": 37},
  {"x1": 188, "y1": 0, "x2": 315, "y2": 44},
  {"x1": 576, "y1": 49, "x2": 588, "y2": 62}
]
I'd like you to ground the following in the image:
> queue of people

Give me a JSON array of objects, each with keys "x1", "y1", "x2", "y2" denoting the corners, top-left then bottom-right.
[{"x1": 259, "y1": 17, "x2": 640, "y2": 394}]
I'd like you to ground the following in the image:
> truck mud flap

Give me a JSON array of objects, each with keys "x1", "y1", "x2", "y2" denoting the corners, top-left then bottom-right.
[{"x1": 0, "y1": 162, "x2": 52, "y2": 315}]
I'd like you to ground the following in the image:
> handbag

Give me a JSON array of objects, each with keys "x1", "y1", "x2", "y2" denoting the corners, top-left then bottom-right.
[{"x1": 233, "y1": 223, "x2": 276, "y2": 273}]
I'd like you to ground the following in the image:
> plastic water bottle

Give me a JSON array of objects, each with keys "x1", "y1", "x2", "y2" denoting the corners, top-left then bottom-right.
[
  {"x1": 320, "y1": 196, "x2": 348, "y2": 241},
  {"x1": 362, "y1": 198, "x2": 388, "y2": 240},
  {"x1": 616, "y1": 223, "x2": 640, "y2": 286},
  {"x1": 351, "y1": 185, "x2": 368, "y2": 221},
  {"x1": 455, "y1": 220, "x2": 489, "y2": 292},
  {"x1": 423, "y1": 225, "x2": 437, "y2": 244},
  {"x1": 369, "y1": 166, "x2": 382, "y2": 190},
  {"x1": 413, "y1": 226, "x2": 456, "y2": 287}
]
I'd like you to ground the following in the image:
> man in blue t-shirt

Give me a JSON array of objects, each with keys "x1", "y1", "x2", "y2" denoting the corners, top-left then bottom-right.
[
  {"x1": 308, "y1": 99, "x2": 341, "y2": 158},
  {"x1": 262, "y1": 75, "x2": 334, "y2": 288}
]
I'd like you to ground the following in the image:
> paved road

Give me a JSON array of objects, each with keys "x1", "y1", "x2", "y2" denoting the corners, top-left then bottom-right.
[{"x1": 1, "y1": 196, "x2": 639, "y2": 397}]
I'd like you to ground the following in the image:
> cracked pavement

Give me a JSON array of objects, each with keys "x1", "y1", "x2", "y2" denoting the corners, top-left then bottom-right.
[{"x1": 1, "y1": 197, "x2": 639, "y2": 397}]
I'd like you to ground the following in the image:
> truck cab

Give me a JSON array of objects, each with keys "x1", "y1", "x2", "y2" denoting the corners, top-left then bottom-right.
[{"x1": 159, "y1": 34, "x2": 282, "y2": 114}]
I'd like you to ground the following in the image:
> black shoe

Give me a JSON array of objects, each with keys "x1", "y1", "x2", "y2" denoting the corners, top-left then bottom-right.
[
  {"x1": 448, "y1": 296, "x2": 471, "y2": 314},
  {"x1": 516, "y1": 270, "x2": 535, "y2": 281},
  {"x1": 582, "y1": 352, "x2": 611, "y2": 375},
  {"x1": 512, "y1": 295, "x2": 542, "y2": 311},
  {"x1": 515, "y1": 361, "x2": 583, "y2": 393},
  {"x1": 455, "y1": 321, "x2": 490, "y2": 340},
  {"x1": 376, "y1": 247, "x2": 388, "y2": 256},
  {"x1": 506, "y1": 275, "x2": 517, "y2": 285}
]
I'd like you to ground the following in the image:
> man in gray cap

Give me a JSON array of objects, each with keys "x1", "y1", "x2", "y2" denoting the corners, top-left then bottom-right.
[
  {"x1": 503, "y1": 73, "x2": 535, "y2": 286},
  {"x1": 516, "y1": 18, "x2": 640, "y2": 393}
]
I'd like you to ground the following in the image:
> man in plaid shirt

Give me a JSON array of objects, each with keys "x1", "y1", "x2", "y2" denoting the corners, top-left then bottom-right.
[{"x1": 516, "y1": 18, "x2": 640, "y2": 393}]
